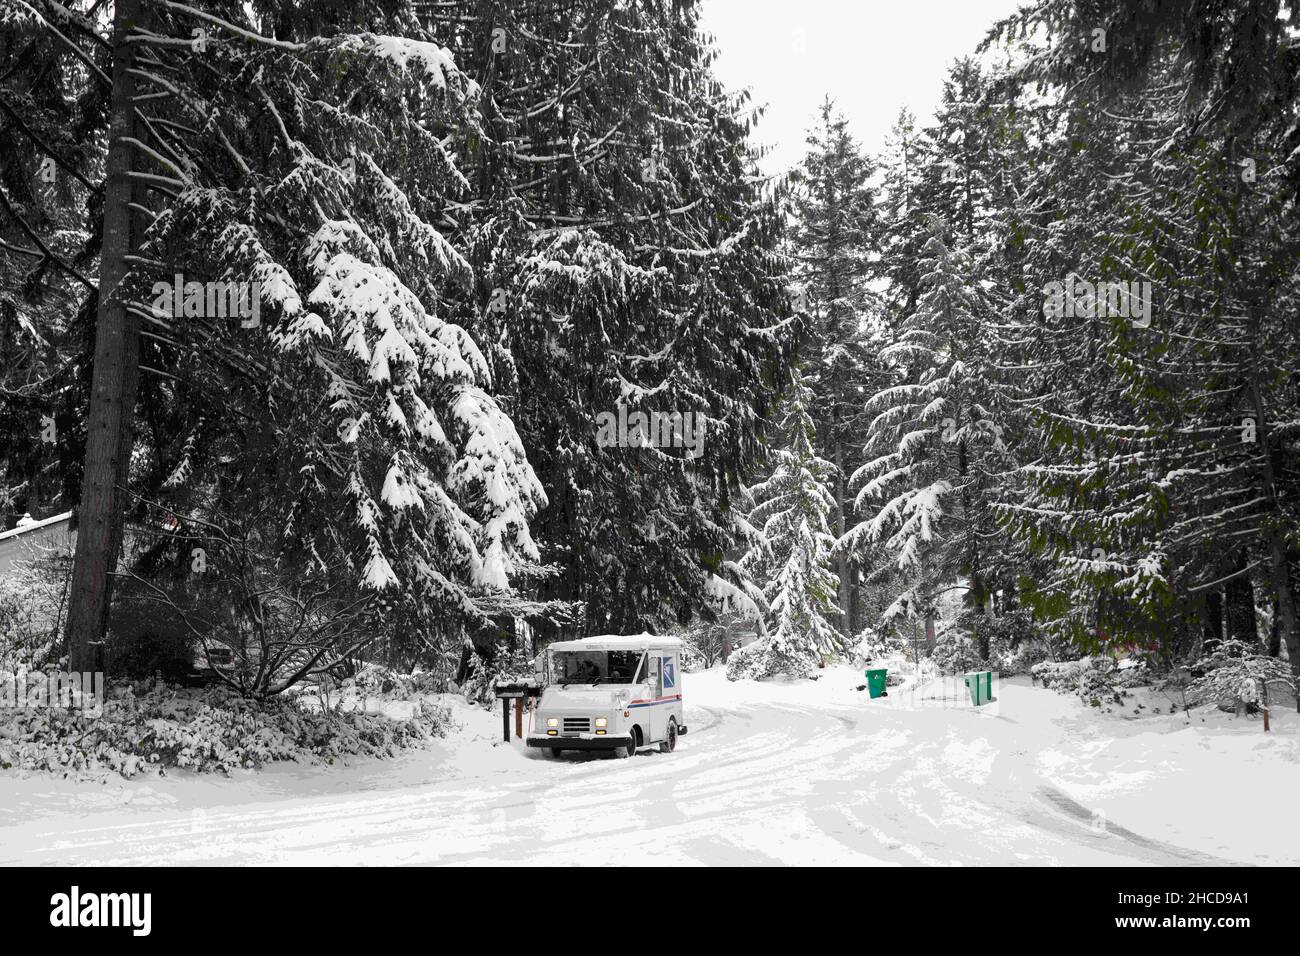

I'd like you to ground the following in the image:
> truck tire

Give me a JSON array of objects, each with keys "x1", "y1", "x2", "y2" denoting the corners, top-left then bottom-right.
[
  {"x1": 616, "y1": 729, "x2": 637, "y2": 758},
  {"x1": 549, "y1": 748, "x2": 564, "y2": 758},
  {"x1": 660, "y1": 719, "x2": 678, "y2": 753}
]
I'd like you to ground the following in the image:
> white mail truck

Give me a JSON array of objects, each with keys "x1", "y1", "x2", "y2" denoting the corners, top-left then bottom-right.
[{"x1": 527, "y1": 634, "x2": 687, "y2": 758}]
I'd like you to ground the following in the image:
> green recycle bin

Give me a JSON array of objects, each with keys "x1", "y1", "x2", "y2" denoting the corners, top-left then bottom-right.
[
  {"x1": 865, "y1": 668, "x2": 888, "y2": 699},
  {"x1": 964, "y1": 670, "x2": 993, "y2": 706}
]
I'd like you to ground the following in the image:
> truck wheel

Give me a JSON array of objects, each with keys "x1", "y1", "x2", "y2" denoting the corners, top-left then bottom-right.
[
  {"x1": 549, "y1": 748, "x2": 564, "y2": 758},
  {"x1": 616, "y1": 730, "x2": 637, "y2": 758},
  {"x1": 660, "y1": 719, "x2": 678, "y2": 753}
]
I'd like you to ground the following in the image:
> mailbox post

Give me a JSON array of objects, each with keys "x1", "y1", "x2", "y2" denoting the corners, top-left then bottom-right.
[{"x1": 493, "y1": 681, "x2": 543, "y2": 742}]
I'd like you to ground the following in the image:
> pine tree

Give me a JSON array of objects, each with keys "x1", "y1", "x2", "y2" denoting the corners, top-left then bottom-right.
[
  {"x1": 63, "y1": 0, "x2": 143, "y2": 670},
  {"x1": 729, "y1": 371, "x2": 839, "y2": 680},
  {"x1": 843, "y1": 226, "x2": 1010, "y2": 648},
  {"x1": 980, "y1": 17, "x2": 1300, "y2": 673},
  {"x1": 787, "y1": 97, "x2": 887, "y2": 636},
  {"x1": 5, "y1": 1, "x2": 557, "y2": 686},
  {"x1": 877, "y1": 107, "x2": 925, "y2": 317},
  {"x1": 429, "y1": 0, "x2": 795, "y2": 638},
  {"x1": 0, "y1": 0, "x2": 104, "y2": 530},
  {"x1": 962, "y1": 1, "x2": 1300, "y2": 676},
  {"x1": 3, "y1": 1, "x2": 797, "y2": 684}
]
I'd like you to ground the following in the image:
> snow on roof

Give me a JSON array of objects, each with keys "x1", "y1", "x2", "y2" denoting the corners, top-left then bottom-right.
[
  {"x1": 547, "y1": 633, "x2": 683, "y2": 653},
  {"x1": 0, "y1": 511, "x2": 72, "y2": 542}
]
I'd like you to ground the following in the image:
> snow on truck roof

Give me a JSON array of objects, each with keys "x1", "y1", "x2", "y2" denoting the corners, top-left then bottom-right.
[{"x1": 547, "y1": 633, "x2": 682, "y2": 653}]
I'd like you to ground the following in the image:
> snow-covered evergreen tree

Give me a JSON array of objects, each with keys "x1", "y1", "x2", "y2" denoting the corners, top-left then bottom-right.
[
  {"x1": 842, "y1": 227, "x2": 1008, "y2": 646},
  {"x1": 3, "y1": 0, "x2": 797, "y2": 683},
  {"x1": 729, "y1": 372, "x2": 839, "y2": 680},
  {"x1": 981, "y1": 13, "x2": 1300, "y2": 668},
  {"x1": 0, "y1": 1, "x2": 113, "y2": 527},
  {"x1": 13, "y1": 1, "x2": 556, "y2": 686},
  {"x1": 434, "y1": 0, "x2": 795, "y2": 637},
  {"x1": 787, "y1": 98, "x2": 888, "y2": 635}
]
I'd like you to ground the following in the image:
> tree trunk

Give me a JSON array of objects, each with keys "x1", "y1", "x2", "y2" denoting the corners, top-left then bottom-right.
[
  {"x1": 1247, "y1": 362, "x2": 1300, "y2": 703},
  {"x1": 64, "y1": 0, "x2": 143, "y2": 673},
  {"x1": 1203, "y1": 589, "x2": 1223, "y2": 645},
  {"x1": 833, "y1": 436, "x2": 853, "y2": 636},
  {"x1": 847, "y1": 563, "x2": 859, "y2": 636},
  {"x1": 1267, "y1": 597, "x2": 1282, "y2": 657},
  {"x1": 1267, "y1": 532, "x2": 1300, "y2": 704},
  {"x1": 1224, "y1": 552, "x2": 1256, "y2": 646}
]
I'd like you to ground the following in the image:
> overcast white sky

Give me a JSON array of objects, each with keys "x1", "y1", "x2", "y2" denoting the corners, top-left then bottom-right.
[{"x1": 699, "y1": 0, "x2": 1025, "y2": 175}]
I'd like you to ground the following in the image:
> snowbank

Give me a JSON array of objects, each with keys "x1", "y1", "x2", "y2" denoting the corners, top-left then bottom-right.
[{"x1": 0, "y1": 680, "x2": 451, "y2": 779}]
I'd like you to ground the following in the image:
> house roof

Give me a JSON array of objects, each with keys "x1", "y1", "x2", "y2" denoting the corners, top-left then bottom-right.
[
  {"x1": 0, "y1": 511, "x2": 72, "y2": 542},
  {"x1": 0, "y1": 511, "x2": 74, "y2": 576}
]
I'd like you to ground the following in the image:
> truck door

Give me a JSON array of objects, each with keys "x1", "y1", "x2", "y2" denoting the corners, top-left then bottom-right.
[
  {"x1": 662, "y1": 652, "x2": 681, "y2": 730},
  {"x1": 645, "y1": 653, "x2": 666, "y2": 742}
]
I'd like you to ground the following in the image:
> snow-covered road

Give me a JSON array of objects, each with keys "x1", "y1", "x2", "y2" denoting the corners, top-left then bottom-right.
[{"x1": 2, "y1": 666, "x2": 1297, "y2": 865}]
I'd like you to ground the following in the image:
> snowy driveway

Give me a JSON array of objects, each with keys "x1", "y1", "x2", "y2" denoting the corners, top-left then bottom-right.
[{"x1": 2, "y1": 666, "x2": 1297, "y2": 865}]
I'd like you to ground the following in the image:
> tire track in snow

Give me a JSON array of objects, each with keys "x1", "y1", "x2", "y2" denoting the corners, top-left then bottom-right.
[{"x1": 1026, "y1": 785, "x2": 1240, "y2": 866}]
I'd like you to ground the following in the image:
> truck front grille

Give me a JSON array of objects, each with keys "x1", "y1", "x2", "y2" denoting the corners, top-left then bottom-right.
[{"x1": 562, "y1": 717, "x2": 590, "y2": 734}]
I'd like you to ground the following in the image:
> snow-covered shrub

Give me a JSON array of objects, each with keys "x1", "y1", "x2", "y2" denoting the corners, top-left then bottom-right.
[
  {"x1": 724, "y1": 634, "x2": 816, "y2": 681},
  {"x1": 1031, "y1": 656, "x2": 1109, "y2": 691},
  {"x1": 1188, "y1": 640, "x2": 1295, "y2": 714},
  {"x1": 452, "y1": 639, "x2": 540, "y2": 704},
  {"x1": 676, "y1": 621, "x2": 721, "y2": 671},
  {"x1": 846, "y1": 627, "x2": 906, "y2": 668},
  {"x1": 349, "y1": 663, "x2": 444, "y2": 700},
  {"x1": 724, "y1": 640, "x2": 767, "y2": 681},
  {"x1": 488, "y1": 641, "x2": 538, "y2": 690},
  {"x1": 458, "y1": 650, "x2": 496, "y2": 704},
  {"x1": 0, "y1": 681, "x2": 452, "y2": 779},
  {"x1": 931, "y1": 620, "x2": 984, "y2": 675},
  {"x1": 991, "y1": 639, "x2": 1049, "y2": 676},
  {"x1": 1076, "y1": 666, "x2": 1121, "y2": 706},
  {"x1": 679, "y1": 616, "x2": 753, "y2": 671},
  {"x1": 1113, "y1": 656, "x2": 1152, "y2": 688},
  {"x1": 1030, "y1": 655, "x2": 1137, "y2": 706},
  {"x1": 678, "y1": 641, "x2": 706, "y2": 673},
  {"x1": 0, "y1": 552, "x2": 68, "y2": 672}
]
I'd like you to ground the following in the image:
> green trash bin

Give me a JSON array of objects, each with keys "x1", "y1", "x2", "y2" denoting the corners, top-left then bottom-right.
[
  {"x1": 964, "y1": 670, "x2": 993, "y2": 706},
  {"x1": 865, "y1": 668, "x2": 888, "y2": 699}
]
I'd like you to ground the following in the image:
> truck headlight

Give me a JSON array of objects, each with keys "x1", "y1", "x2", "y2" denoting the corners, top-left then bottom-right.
[
  {"x1": 546, "y1": 717, "x2": 558, "y2": 729},
  {"x1": 594, "y1": 717, "x2": 608, "y2": 728}
]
